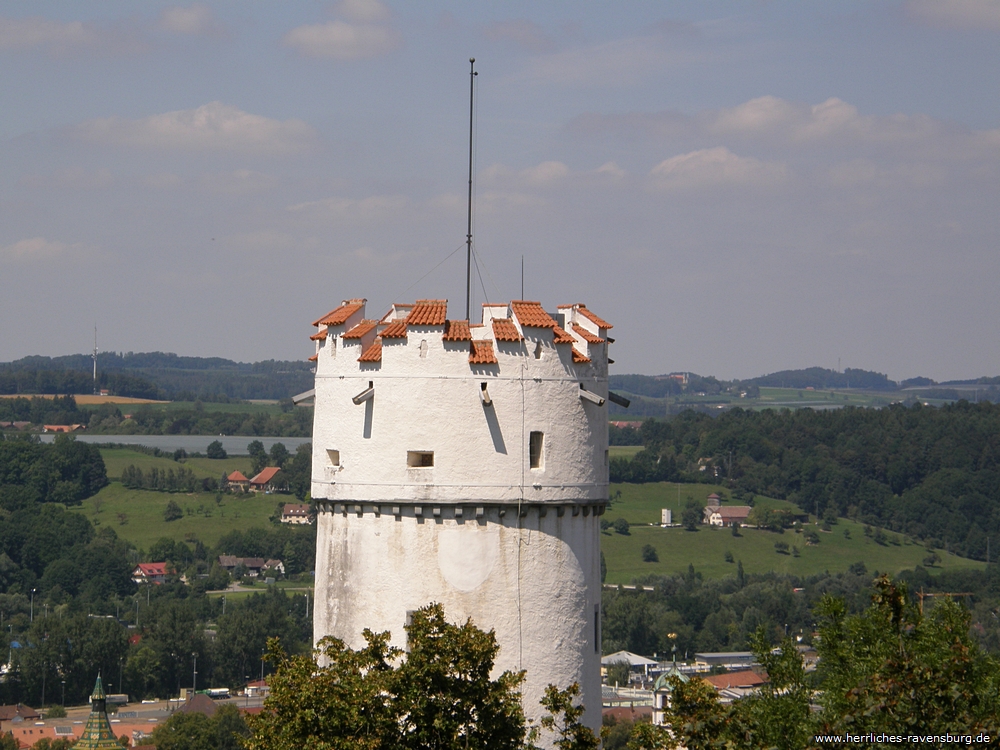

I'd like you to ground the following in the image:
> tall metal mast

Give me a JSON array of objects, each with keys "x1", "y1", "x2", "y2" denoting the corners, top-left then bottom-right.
[
  {"x1": 92, "y1": 326, "x2": 98, "y2": 395},
  {"x1": 465, "y1": 58, "x2": 477, "y2": 321}
]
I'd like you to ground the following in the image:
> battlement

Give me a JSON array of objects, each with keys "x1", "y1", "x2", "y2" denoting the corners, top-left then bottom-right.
[{"x1": 309, "y1": 298, "x2": 612, "y2": 374}]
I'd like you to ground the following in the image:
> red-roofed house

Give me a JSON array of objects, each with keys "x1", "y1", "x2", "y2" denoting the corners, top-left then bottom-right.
[
  {"x1": 281, "y1": 503, "x2": 312, "y2": 524},
  {"x1": 249, "y1": 467, "x2": 285, "y2": 492},
  {"x1": 227, "y1": 471, "x2": 249, "y2": 490},
  {"x1": 132, "y1": 562, "x2": 169, "y2": 585},
  {"x1": 705, "y1": 506, "x2": 752, "y2": 527}
]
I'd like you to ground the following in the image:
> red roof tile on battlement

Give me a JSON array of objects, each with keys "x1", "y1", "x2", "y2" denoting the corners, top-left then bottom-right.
[
  {"x1": 559, "y1": 303, "x2": 612, "y2": 329},
  {"x1": 572, "y1": 349, "x2": 591, "y2": 363},
  {"x1": 511, "y1": 300, "x2": 557, "y2": 328},
  {"x1": 406, "y1": 299, "x2": 447, "y2": 325},
  {"x1": 469, "y1": 340, "x2": 498, "y2": 365},
  {"x1": 313, "y1": 299, "x2": 366, "y2": 327},
  {"x1": 307, "y1": 354, "x2": 318, "y2": 362},
  {"x1": 343, "y1": 320, "x2": 378, "y2": 339},
  {"x1": 573, "y1": 323, "x2": 605, "y2": 344},
  {"x1": 552, "y1": 326, "x2": 574, "y2": 344},
  {"x1": 442, "y1": 320, "x2": 472, "y2": 341},
  {"x1": 492, "y1": 318, "x2": 523, "y2": 342},
  {"x1": 359, "y1": 339, "x2": 383, "y2": 362},
  {"x1": 309, "y1": 329, "x2": 328, "y2": 341},
  {"x1": 380, "y1": 320, "x2": 407, "y2": 338}
]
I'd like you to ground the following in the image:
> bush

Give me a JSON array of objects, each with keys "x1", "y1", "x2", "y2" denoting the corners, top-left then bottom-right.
[
  {"x1": 774, "y1": 541, "x2": 790, "y2": 555},
  {"x1": 724, "y1": 550, "x2": 734, "y2": 563},
  {"x1": 206, "y1": 440, "x2": 227, "y2": 459},
  {"x1": 613, "y1": 517, "x2": 630, "y2": 535},
  {"x1": 641, "y1": 544, "x2": 658, "y2": 563},
  {"x1": 163, "y1": 499, "x2": 183, "y2": 522}
]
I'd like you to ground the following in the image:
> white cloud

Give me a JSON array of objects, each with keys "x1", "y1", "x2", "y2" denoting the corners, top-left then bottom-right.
[
  {"x1": 288, "y1": 194, "x2": 409, "y2": 217},
  {"x1": 522, "y1": 34, "x2": 683, "y2": 87},
  {"x1": 595, "y1": 161, "x2": 627, "y2": 180},
  {"x1": 907, "y1": 0, "x2": 1000, "y2": 30},
  {"x1": 200, "y1": 169, "x2": 277, "y2": 195},
  {"x1": 19, "y1": 167, "x2": 113, "y2": 190},
  {"x1": 483, "y1": 19, "x2": 553, "y2": 52},
  {"x1": 649, "y1": 146, "x2": 789, "y2": 189},
  {"x1": 705, "y1": 96, "x2": 943, "y2": 145},
  {"x1": 159, "y1": 4, "x2": 218, "y2": 36},
  {"x1": 281, "y1": 0, "x2": 398, "y2": 62},
  {"x1": 336, "y1": 0, "x2": 391, "y2": 24},
  {"x1": 76, "y1": 102, "x2": 316, "y2": 154},
  {"x1": 0, "y1": 237, "x2": 74, "y2": 261},
  {"x1": 520, "y1": 161, "x2": 570, "y2": 185},
  {"x1": 0, "y1": 15, "x2": 141, "y2": 54}
]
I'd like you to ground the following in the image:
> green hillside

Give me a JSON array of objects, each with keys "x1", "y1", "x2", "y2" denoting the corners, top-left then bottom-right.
[
  {"x1": 72, "y1": 483, "x2": 280, "y2": 550},
  {"x1": 100, "y1": 447, "x2": 254, "y2": 481},
  {"x1": 601, "y1": 482, "x2": 986, "y2": 584}
]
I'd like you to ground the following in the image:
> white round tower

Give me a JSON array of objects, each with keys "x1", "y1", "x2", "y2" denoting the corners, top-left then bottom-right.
[{"x1": 308, "y1": 297, "x2": 613, "y2": 732}]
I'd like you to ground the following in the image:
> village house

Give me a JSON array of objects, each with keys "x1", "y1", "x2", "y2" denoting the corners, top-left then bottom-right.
[
  {"x1": 131, "y1": 562, "x2": 169, "y2": 585},
  {"x1": 249, "y1": 467, "x2": 285, "y2": 492},
  {"x1": 706, "y1": 506, "x2": 752, "y2": 527},
  {"x1": 226, "y1": 470, "x2": 250, "y2": 491},
  {"x1": 42, "y1": 424, "x2": 84, "y2": 433},
  {"x1": 218, "y1": 556, "x2": 284, "y2": 578},
  {"x1": 281, "y1": 503, "x2": 312, "y2": 524}
]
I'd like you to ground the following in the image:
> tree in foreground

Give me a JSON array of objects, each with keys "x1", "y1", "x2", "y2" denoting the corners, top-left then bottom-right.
[
  {"x1": 243, "y1": 603, "x2": 598, "y2": 750},
  {"x1": 628, "y1": 575, "x2": 1000, "y2": 749}
]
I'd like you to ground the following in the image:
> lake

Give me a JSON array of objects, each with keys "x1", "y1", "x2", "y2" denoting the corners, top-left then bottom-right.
[{"x1": 38, "y1": 434, "x2": 311, "y2": 454}]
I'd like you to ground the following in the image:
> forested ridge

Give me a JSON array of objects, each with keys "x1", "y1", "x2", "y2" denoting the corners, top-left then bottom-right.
[
  {"x1": 615, "y1": 401, "x2": 1000, "y2": 560},
  {"x1": 1, "y1": 352, "x2": 314, "y2": 401}
]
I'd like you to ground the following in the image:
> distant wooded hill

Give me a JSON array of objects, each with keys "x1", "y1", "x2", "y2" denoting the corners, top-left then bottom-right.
[{"x1": 0, "y1": 352, "x2": 314, "y2": 401}]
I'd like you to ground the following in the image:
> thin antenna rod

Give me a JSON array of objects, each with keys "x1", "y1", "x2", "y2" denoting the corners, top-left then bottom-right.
[
  {"x1": 93, "y1": 325, "x2": 98, "y2": 395},
  {"x1": 466, "y1": 58, "x2": 477, "y2": 321}
]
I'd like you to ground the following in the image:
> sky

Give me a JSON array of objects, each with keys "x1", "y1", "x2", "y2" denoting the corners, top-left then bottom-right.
[{"x1": 2, "y1": 1, "x2": 999, "y2": 382}]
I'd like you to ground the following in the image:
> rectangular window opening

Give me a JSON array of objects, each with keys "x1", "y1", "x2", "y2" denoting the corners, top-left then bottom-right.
[
  {"x1": 326, "y1": 449, "x2": 340, "y2": 466},
  {"x1": 594, "y1": 604, "x2": 600, "y2": 653},
  {"x1": 529, "y1": 431, "x2": 544, "y2": 469},
  {"x1": 407, "y1": 451, "x2": 434, "y2": 468}
]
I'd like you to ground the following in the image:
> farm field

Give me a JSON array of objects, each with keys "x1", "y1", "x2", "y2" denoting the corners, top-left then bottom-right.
[
  {"x1": 608, "y1": 445, "x2": 643, "y2": 459},
  {"x1": 99, "y1": 447, "x2": 254, "y2": 481},
  {"x1": 0, "y1": 393, "x2": 166, "y2": 404},
  {"x1": 71, "y1": 483, "x2": 281, "y2": 550},
  {"x1": 601, "y1": 482, "x2": 987, "y2": 584}
]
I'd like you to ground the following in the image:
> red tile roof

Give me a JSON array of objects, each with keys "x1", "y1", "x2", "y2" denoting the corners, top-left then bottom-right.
[
  {"x1": 134, "y1": 562, "x2": 168, "y2": 576},
  {"x1": 380, "y1": 320, "x2": 407, "y2": 338},
  {"x1": 552, "y1": 326, "x2": 574, "y2": 344},
  {"x1": 359, "y1": 339, "x2": 383, "y2": 362},
  {"x1": 442, "y1": 319, "x2": 472, "y2": 341},
  {"x1": 307, "y1": 354, "x2": 318, "y2": 362},
  {"x1": 343, "y1": 319, "x2": 378, "y2": 339},
  {"x1": 511, "y1": 300, "x2": 557, "y2": 328},
  {"x1": 704, "y1": 670, "x2": 768, "y2": 690},
  {"x1": 573, "y1": 323, "x2": 605, "y2": 344},
  {"x1": 572, "y1": 349, "x2": 591, "y2": 363},
  {"x1": 575, "y1": 304, "x2": 612, "y2": 329},
  {"x1": 406, "y1": 299, "x2": 447, "y2": 325},
  {"x1": 492, "y1": 318, "x2": 522, "y2": 342},
  {"x1": 309, "y1": 329, "x2": 328, "y2": 341},
  {"x1": 469, "y1": 340, "x2": 498, "y2": 364},
  {"x1": 250, "y1": 467, "x2": 283, "y2": 485},
  {"x1": 313, "y1": 299, "x2": 366, "y2": 327},
  {"x1": 227, "y1": 471, "x2": 248, "y2": 482}
]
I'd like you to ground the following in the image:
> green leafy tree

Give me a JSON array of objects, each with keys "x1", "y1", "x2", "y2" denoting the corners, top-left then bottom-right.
[
  {"x1": 206, "y1": 440, "x2": 227, "y2": 459},
  {"x1": 163, "y1": 500, "x2": 183, "y2": 522},
  {"x1": 248, "y1": 440, "x2": 268, "y2": 475},
  {"x1": 244, "y1": 603, "x2": 597, "y2": 750},
  {"x1": 268, "y1": 442, "x2": 290, "y2": 469},
  {"x1": 641, "y1": 544, "x2": 658, "y2": 563},
  {"x1": 681, "y1": 500, "x2": 701, "y2": 532},
  {"x1": 606, "y1": 660, "x2": 631, "y2": 687},
  {"x1": 613, "y1": 518, "x2": 630, "y2": 535}
]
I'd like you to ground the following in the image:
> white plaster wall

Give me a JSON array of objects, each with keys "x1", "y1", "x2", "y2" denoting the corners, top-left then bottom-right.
[{"x1": 312, "y1": 506, "x2": 603, "y2": 733}]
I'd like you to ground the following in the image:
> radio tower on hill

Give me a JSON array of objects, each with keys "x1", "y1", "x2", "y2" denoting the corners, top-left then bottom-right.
[{"x1": 92, "y1": 326, "x2": 98, "y2": 395}]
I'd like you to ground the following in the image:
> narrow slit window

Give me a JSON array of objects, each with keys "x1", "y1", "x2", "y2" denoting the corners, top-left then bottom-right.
[
  {"x1": 327, "y1": 449, "x2": 340, "y2": 466},
  {"x1": 594, "y1": 604, "x2": 600, "y2": 652},
  {"x1": 533, "y1": 341, "x2": 542, "y2": 359},
  {"x1": 407, "y1": 451, "x2": 434, "y2": 468},
  {"x1": 529, "y1": 431, "x2": 544, "y2": 469},
  {"x1": 419, "y1": 340, "x2": 428, "y2": 358},
  {"x1": 329, "y1": 339, "x2": 336, "y2": 358}
]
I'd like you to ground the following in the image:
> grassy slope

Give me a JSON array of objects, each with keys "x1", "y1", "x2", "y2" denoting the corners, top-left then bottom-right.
[
  {"x1": 100, "y1": 448, "x2": 254, "y2": 481},
  {"x1": 73, "y1": 483, "x2": 280, "y2": 550},
  {"x1": 601, "y1": 482, "x2": 986, "y2": 584}
]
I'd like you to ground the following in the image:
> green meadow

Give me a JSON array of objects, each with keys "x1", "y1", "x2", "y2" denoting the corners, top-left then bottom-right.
[
  {"x1": 601, "y1": 482, "x2": 987, "y2": 584},
  {"x1": 99, "y1": 447, "x2": 254, "y2": 481},
  {"x1": 73, "y1": 483, "x2": 281, "y2": 550}
]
